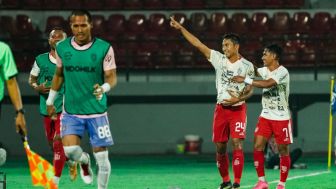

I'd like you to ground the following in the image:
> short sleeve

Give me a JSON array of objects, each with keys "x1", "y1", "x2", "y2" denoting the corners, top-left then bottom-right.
[
  {"x1": 55, "y1": 50, "x2": 63, "y2": 67},
  {"x1": 1, "y1": 43, "x2": 18, "y2": 80},
  {"x1": 103, "y1": 46, "x2": 116, "y2": 71},
  {"x1": 247, "y1": 63, "x2": 255, "y2": 79},
  {"x1": 271, "y1": 67, "x2": 288, "y2": 84},
  {"x1": 208, "y1": 50, "x2": 223, "y2": 70}
]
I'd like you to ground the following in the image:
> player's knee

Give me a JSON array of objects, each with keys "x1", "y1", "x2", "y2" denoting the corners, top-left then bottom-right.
[
  {"x1": 63, "y1": 145, "x2": 83, "y2": 161},
  {"x1": 94, "y1": 151, "x2": 110, "y2": 172}
]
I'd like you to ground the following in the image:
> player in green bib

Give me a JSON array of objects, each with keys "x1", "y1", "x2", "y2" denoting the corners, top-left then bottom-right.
[
  {"x1": 0, "y1": 41, "x2": 26, "y2": 136},
  {"x1": 46, "y1": 10, "x2": 117, "y2": 189},
  {"x1": 28, "y1": 28, "x2": 77, "y2": 186}
]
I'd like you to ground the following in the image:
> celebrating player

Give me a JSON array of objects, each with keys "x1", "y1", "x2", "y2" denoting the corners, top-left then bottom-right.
[
  {"x1": 170, "y1": 17, "x2": 255, "y2": 189},
  {"x1": 46, "y1": 10, "x2": 117, "y2": 189},
  {"x1": 28, "y1": 28, "x2": 78, "y2": 186},
  {"x1": 232, "y1": 44, "x2": 291, "y2": 189}
]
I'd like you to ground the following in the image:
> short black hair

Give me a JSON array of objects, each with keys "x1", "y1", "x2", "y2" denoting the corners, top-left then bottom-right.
[
  {"x1": 223, "y1": 33, "x2": 240, "y2": 45},
  {"x1": 265, "y1": 44, "x2": 283, "y2": 60},
  {"x1": 70, "y1": 10, "x2": 92, "y2": 22}
]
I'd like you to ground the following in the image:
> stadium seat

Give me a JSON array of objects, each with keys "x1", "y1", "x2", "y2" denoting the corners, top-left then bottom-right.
[
  {"x1": 0, "y1": 16, "x2": 16, "y2": 36},
  {"x1": 205, "y1": 0, "x2": 224, "y2": 9},
  {"x1": 291, "y1": 12, "x2": 311, "y2": 35},
  {"x1": 124, "y1": 0, "x2": 142, "y2": 9},
  {"x1": 176, "y1": 46, "x2": 195, "y2": 68},
  {"x1": 270, "y1": 12, "x2": 290, "y2": 35},
  {"x1": 22, "y1": 0, "x2": 42, "y2": 9},
  {"x1": 284, "y1": 0, "x2": 304, "y2": 8},
  {"x1": 1, "y1": 0, "x2": 20, "y2": 8},
  {"x1": 281, "y1": 44, "x2": 299, "y2": 67},
  {"x1": 320, "y1": 45, "x2": 336, "y2": 66},
  {"x1": 241, "y1": 41, "x2": 262, "y2": 64},
  {"x1": 164, "y1": 0, "x2": 183, "y2": 9},
  {"x1": 14, "y1": 53, "x2": 35, "y2": 72},
  {"x1": 224, "y1": 0, "x2": 243, "y2": 8},
  {"x1": 104, "y1": 0, "x2": 123, "y2": 9},
  {"x1": 250, "y1": 12, "x2": 270, "y2": 37},
  {"x1": 127, "y1": 14, "x2": 147, "y2": 34},
  {"x1": 154, "y1": 47, "x2": 175, "y2": 69},
  {"x1": 62, "y1": 0, "x2": 82, "y2": 9},
  {"x1": 245, "y1": 0, "x2": 264, "y2": 8},
  {"x1": 45, "y1": 16, "x2": 66, "y2": 33},
  {"x1": 113, "y1": 46, "x2": 128, "y2": 69},
  {"x1": 133, "y1": 49, "x2": 153, "y2": 69},
  {"x1": 42, "y1": 0, "x2": 62, "y2": 9},
  {"x1": 190, "y1": 13, "x2": 208, "y2": 35},
  {"x1": 91, "y1": 15, "x2": 106, "y2": 38},
  {"x1": 264, "y1": 0, "x2": 283, "y2": 8},
  {"x1": 148, "y1": 13, "x2": 168, "y2": 34},
  {"x1": 106, "y1": 14, "x2": 126, "y2": 37},
  {"x1": 144, "y1": 0, "x2": 163, "y2": 9},
  {"x1": 15, "y1": 14, "x2": 35, "y2": 37},
  {"x1": 184, "y1": 0, "x2": 205, "y2": 9},
  {"x1": 82, "y1": 0, "x2": 103, "y2": 10},
  {"x1": 300, "y1": 45, "x2": 316, "y2": 67},
  {"x1": 208, "y1": 13, "x2": 229, "y2": 39},
  {"x1": 310, "y1": 12, "x2": 332, "y2": 35},
  {"x1": 230, "y1": 13, "x2": 250, "y2": 35},
  {"x1": 141, "y1": 33, "x2": 160, "y2": 51}
]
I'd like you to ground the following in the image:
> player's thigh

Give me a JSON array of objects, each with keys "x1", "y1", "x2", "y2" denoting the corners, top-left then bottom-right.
[
  {"x1": 229, "y1": 104, "x2": 247, "y2": 139},
  {"x1": 254, "y1": 117, "x2": 272, "y2": 139},
  {"x1": 272, "y1": 119, "x2": 293, "y2": 145},
  {"x1": 60, "y1": 113, "x2": 86, "y2": 140},
  {"x1": 213, "y1": 105, "x2": 230, "y2": 143},
  {"x1": 87, "y1": 115, "x2": 114, "y2": 147}
]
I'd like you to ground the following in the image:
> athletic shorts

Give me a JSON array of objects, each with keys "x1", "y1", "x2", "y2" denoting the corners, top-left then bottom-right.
[
  {"x1": 43, "y1": 114, "x2": 61, "y2": 142},
  {"x1": 60, "y1": 113, "x2": 114, "y2": 147},
  {"x1": 212, "y1": 104, "x2": 247, "y2": 143},
  {"x1": 254, "y1": 116, "x2": 293, "y2": 145}
]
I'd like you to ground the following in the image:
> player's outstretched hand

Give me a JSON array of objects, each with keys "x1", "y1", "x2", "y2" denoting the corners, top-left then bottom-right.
[
  {"x1": 170, "y1": 17, "x2": 183, "y2": 30},
  {"x1": 93, "y1": 84, "x2": 103, "y2": 100},
  {"x1": 15, "y1": 113, "x2": 27, "y2": 136},
  {"x1": 231, "y1": 76, "x2": 245, "y2": 83}
]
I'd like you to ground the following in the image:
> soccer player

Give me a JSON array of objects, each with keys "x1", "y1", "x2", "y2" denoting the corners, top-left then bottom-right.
[
  {"x1": 170, "y1": 17, "x2": 255, "y2": 189},
  {"x1": 46, "y1": 10, "x2": 117, "y2": 189},
  {"x1": 232, "y1": 44, "x2": 291, "y2": 189},
  {"x1": 0, "y1": 41, "x2": 27, "y2": 136},
  {"x1": 28, "y1": 28, "x2": 77, "y2": 186}
]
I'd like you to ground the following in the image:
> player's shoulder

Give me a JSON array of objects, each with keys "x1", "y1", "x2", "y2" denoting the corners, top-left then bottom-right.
[
  {"x1": 240, "y1": 57, "x2": 254, "y2": 67},
  {"x1": 278, "y1": 65, "x2": 289, "y2": 74},
  {"x1": 94, "y1": 37, "x2": 110, "y2": 46},
  {"x1": 36, "y1": 52, "x2": 49, "y2": 59},
  {"x1": 56, "y1": 37, "x2": 71, "y2": 48},
  {"x1": 0, "y1": 41, "x2": 10, "y2": 49}
]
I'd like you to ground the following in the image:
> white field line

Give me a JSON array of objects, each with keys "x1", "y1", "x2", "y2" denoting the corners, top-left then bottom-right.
[{"x1": 240, "y1": 170, "x2": 331, "y2": 188}]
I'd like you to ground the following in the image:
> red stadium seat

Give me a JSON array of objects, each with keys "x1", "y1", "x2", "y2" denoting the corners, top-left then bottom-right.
[
  {"x1": 176, "y1": 46, "x2": 195, "y2": 68},
  {"x1": 164, "y1": 0, "x2": 183, "y2": 9},
  {"x1": 154, "y1": 46, "x2": 175, "y2": 69},
  {"x1": 208, "y1": 13, "x2": 229, "y2": 39},
  {"x1": 282, "y1": 45, "x2": 299, "y2": 67},
  {"x1": 127, "y1": 14, "x2": 147, "y2": 34},
  {"x1": 190, "y1": 13, "x2": 208, "y2": 35},
  {"x1": 124, "y1": 0, "x2": 142, "y2": 9},
  {"x1": 310, "y1": 12, "x2": 332, "y2": 35},
  {"x1": 104, "y1": 0, "x2": 123, "y2": 9},
  {"x1": 320, "y1": 45, "x2": 336, "y2": 66},
  {"x1": 43, "y1": 0, "x2": 62, "y2": 9},
  {"x1": 270, "y1": 12, "x2": 290, "y2": 35},
  {"x1": 230, "y1": 13, "x2": 250, "y2": 35},
  {"x1": 82, "y1": 0, "x2": 103, "y2": 10},
  {"x1": 148, "y1": 13, "x2": 168, "y2": 34},
  {"x1": 184, "y1": 0, "x2": 205, "y2": 9},
  {"x1": 133, "y1": 49, "x2": 153, "y2": 69},
  {"x1": 0, "y1": 16, "x2": 16, "y2": 36},
  {"x1": 250, "y1": 12, "x2": 270, "y2": 36},
  {"x1": 144, "y1": 0, "x2": 163, "y2": 9},
  {"x1": 62, "y1": 0, "x2": 82, "y2": 9},
  {"x1": 45, "y1": 16, "x2": 66, "y2": 33},
  {"x1": 106, "y1": 14, "x2": 126, "y2": 37},
  {"x1": 91, "y1": 15, "x2": 106, "y2": 38},
  {"x1": 16, "y1": 14, "x2": 35, "y2": 37},
  {"x1": 291, "y1": 12, "x2": 311, "y2": 35},
  {"x1": 300, "y1": 45, "x2": 316, "y2": 66},
  {"x1": 224, "y1": 0, "x2": 243, "y2": 8},
  {"x1": 22, "y1": 0, "x2": 42, "y2": 9}
]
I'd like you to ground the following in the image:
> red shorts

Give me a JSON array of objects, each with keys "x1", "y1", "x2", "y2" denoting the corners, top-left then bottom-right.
[
  {"x1": 212, "y1": 104, "x2": 247, "y2": 142},
  {"x1": 254, "y1": 116, "x2": 293, "y2": 145},
  {"x1": 43, "y1": 114, "x2": 61, "y2": 142}
]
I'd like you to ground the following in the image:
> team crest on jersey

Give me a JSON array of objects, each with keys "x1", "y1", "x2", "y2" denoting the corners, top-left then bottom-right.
[
  {"x1": 64, "y1": 52, "x2": 72, "y2": 61},
  {"x1": 91, "y1": 54, "x2": 97, "y2": 62}
]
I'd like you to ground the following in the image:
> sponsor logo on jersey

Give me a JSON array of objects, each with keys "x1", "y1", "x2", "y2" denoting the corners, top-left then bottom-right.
[{"x1": 64, "y1": 66, "x2": 96, "y2": 72}]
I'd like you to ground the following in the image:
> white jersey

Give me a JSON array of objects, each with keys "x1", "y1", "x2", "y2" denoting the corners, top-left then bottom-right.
[
  {"x1": 258, "y1": 65, "x2": 290, "y2": 120},
  {"x1": 209, "y1": 50, "x2": 255, "y2": 105}
]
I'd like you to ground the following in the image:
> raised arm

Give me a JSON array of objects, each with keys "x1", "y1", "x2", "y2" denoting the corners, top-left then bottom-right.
[{"x1": 170, "y1": 17, "x2": 211, "y2": 60}]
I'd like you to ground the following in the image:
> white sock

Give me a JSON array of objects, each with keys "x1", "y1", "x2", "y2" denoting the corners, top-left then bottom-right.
[
  {"x1": 278, "y1": 181, "x2": 285, "y2": 186},
  {"x1": 94, "y1": 151, "x2": 111, "y2": 189},
  {"x1": 258, "y1": 176, "x2": 266, "y2": 182},
  {"x1": 53, "y1": 176, "x2": 60, "y2": 186},
  {"x1": 78, "y1": 152, "x2": 89, "y2": 165}
]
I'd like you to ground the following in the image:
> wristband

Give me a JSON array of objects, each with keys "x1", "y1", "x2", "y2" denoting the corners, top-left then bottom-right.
[
  {"x1": 244, "y1": 77, "x2": 253, "y2": 85},
  {"x1": 46, "y1": 89, "x2": 58, "y2": 106},
  {"x1": 101, "y1": 83, "x2": 111, "y2": 93}
]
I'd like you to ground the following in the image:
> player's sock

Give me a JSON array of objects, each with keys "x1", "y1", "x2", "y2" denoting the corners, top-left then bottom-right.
[
  {"x1": 63, "y1": 145, "x2": 88, "y2": 164},
  {"x1": 232, "y1": 149, "x2": 244, "y2": 184},
  {"x1": 53, "y1": 176, "x2": 60, "y2": 186},
  {"x1": 216, "y1": 153, "x2": 230, "y2": 182},
  {"x1": 280, "y1": 155, "x2": 291, "y2": 183},
  {"x1": 253, "y1": 150, "x2": 265, "y2": 178},
  {"x1": 94, "y1": 151, "x2": 111, "y2": 189},
  {"x1": 53, "y1": 139, "x2": 66, "y2": 177}
]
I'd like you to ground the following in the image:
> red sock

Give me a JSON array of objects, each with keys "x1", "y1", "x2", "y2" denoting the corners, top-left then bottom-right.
[
  {"x1": 53, "y1": 139, "x2": 66, "y2": 177},
  {"x1": 232, "y1": 149, "x2": 244, "y2": 184},
  {"x1": 253, "y1": 150, "x2": 265, "y2": 177},
  {"x1": 216, "y1": 153, "x2": 230, "y2": 182},
  {"x1": 280, "y1": 155, "x2": 291, "y2": 182}
]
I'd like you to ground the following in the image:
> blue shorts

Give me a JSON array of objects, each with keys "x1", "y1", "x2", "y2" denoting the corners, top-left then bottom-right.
[{"x1": 60, "y1": 113, "x2": 114, "y2": 147}]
